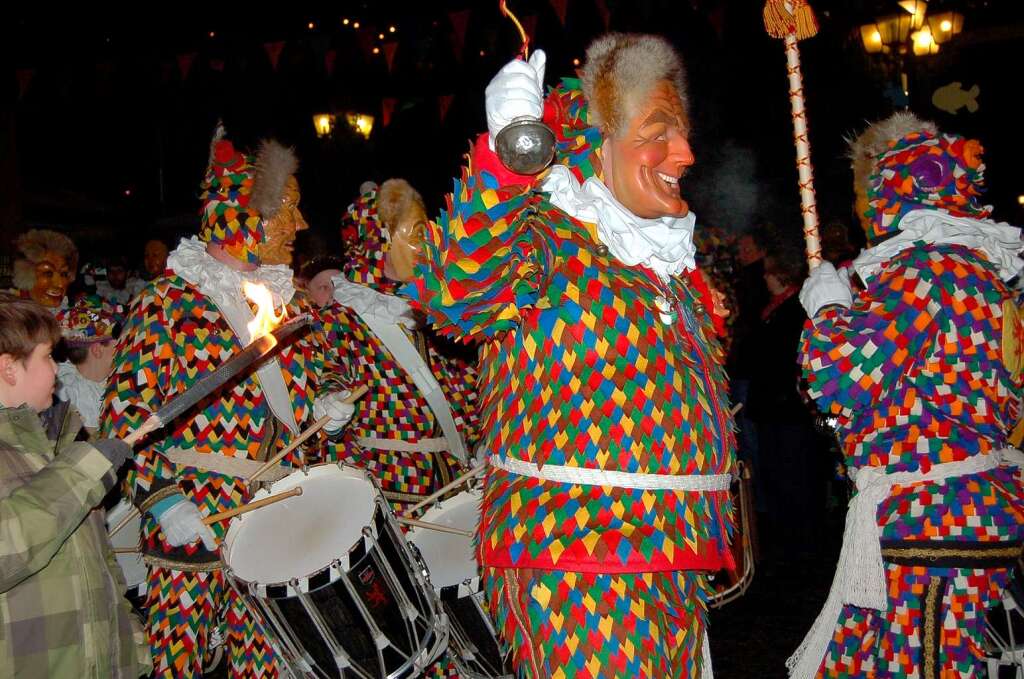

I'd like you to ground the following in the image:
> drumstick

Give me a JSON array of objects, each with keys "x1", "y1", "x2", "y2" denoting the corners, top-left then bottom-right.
[
  {"x1": 397, "y1": 516, "x2": 475, "y2": 538},
  {"x1": 401, "y1": 462, "x2": 488, "y2": 518},
  {"x1": 730, "y1": 402, "x2": 743, "y2": 416},
  {"x1": 203, "y1": 487, "x2": 303, "y2": 525},
  {"x1": 251, "y1": 384, "x2": 369, "y2": 482},
  {"x1": 107, "y1": 385, "x2": 368, "y2": 540}
]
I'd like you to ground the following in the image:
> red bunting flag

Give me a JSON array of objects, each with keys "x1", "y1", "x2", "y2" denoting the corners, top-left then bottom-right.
[
  {"x1": 449, "y1": 9, "x2": 471, "y2": 61},
  {"x1": 325, "y1": 49, "x2": 337, "y2": 77},
  {"x1": 264, "y1": 41, "x2": 285, "y2": 71},
  {"x1": 177, "y1": 52, "x2": 197, "y2": 81},
  {"x1": 549, "y1": 0, "x2": 568, "y2": 26},
  {"x1": 382, "y1": 97, "x2": 398, "y2": 128},
  {"x1": 595, "y1": 0, "x2": 611, "y2": 29},
  {"x1": 15, "y1": 68, "x2": 35, "y2": 100},
  {"x1": 209, "y1": 59, "x2": 225, "y2": 72},
  {"x1": 383, "y1": 42, "x2": 398, "y2": 72},
  {"x1": 439, "y1": 94, "x2": 454, "y2": 122}
]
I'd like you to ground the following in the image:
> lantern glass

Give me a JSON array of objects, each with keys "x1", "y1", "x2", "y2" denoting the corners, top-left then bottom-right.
[{"x1": 313, "y1": 113, "x2": 335, "y2": 138}]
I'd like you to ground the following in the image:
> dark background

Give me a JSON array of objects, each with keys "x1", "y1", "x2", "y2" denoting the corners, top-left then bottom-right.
[{"x1": 2, "y1": 0, "x2": 1022, "y2": 268}]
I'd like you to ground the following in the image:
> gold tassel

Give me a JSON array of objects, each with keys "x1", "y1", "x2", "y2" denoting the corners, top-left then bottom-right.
[
  {"x1": 763, "y1": 0, "x2": 819, "y2": 41},
  {"x1": 794, "y1": 0, "x2": 820, "y2": 40}
]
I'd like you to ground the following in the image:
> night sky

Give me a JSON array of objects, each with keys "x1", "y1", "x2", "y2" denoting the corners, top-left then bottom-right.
[{"x1": 3, "y1": 0, "x2": 1022, "y2": 265}]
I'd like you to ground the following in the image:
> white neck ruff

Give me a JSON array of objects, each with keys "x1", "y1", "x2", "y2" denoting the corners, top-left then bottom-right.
[
  {"x1": 331, "y1": 276, "x2": 417, "y2": 328},
  {"x1": 167, "y1": 237, "x2": 295, "y2": 307},
  {"x1": 853, "y1": 209, "x2": 1024, "y2": 283},
  {"x1": 541, "y1": 164, "x2": 697, "y2": 282}
]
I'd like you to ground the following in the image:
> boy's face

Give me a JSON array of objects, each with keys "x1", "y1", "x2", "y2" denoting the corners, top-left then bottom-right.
[
  {"x1": 1, "y1": 343, "x2": 57, "y2": 411},
  {"x1": 307, "y1": 268, "x2": 341, "y2": 308}
]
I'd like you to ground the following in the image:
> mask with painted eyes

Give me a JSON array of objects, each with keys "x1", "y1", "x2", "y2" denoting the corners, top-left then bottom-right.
[
  {"x1": 601, "y1": 80, "x2": 695, "y2": 220},
  {"x1": 258, "y1": 176, "x2": 309, "y2": 267},
  {"x1": 31, "y1": 251, "x2": 74, "y2": 308},
  {"x1": 383, "y1": 202, "x2": 426, "y2": 283}
]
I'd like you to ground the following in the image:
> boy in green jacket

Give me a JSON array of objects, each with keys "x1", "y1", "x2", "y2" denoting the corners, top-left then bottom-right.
[{"x1": 0, "y1": 294, "x2": 149, "y2": 678}]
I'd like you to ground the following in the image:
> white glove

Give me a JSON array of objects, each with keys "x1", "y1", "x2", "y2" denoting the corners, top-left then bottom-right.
[
  {"x1": 485, "y1": 50, "x2": 546, "y2": 151},
  {"x1": 799, "y1": 261, "x2": 853, "y2": 318},
  {"x1": 314, "y1": 391, "x2": 355, "y2": 435},
  {"x1": 157, "y1": 498, "x2": 217, "y2": 550}
]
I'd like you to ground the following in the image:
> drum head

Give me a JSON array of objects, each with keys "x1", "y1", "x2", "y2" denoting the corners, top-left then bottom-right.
[
  {"x1": 223, "y1": 464, "x2": 377, "y2": 585},
  {"x1": 407, "y1": 490, "x2": 480, "y2": 590},
  {"x1": 106, "y1": 499, "x2": 148, "y2": 589}
]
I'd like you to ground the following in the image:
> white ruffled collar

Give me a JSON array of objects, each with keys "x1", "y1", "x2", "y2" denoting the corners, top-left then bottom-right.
[
  {"x1": 167, "y1": 237, "x2": 295, "y2": 306},
  {"x1": 853, "y1": 209, "x2": 1024, "y2": 283},
  {"x1": 332, "y1": 275, "x2": 417, "y2": 328},
  {"x1": 541, "y1": 164, "x2": 697, "y2": 282}
]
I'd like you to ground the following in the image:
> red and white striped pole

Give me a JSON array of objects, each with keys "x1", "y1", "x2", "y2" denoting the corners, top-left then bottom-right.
[{"x1": 764, "y1": 0, "x2": 822, "y2": 268}]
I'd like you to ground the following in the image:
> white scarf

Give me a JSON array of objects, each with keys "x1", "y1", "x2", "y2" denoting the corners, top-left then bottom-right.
[
  {"x1": 541, "y1": 165, "x2": 697, "y2": 282},
  {"x1": 853, "y1": 209, "x2": 1024, "y2": 284}
]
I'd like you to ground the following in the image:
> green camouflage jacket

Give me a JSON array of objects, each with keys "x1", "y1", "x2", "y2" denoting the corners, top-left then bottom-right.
[{"x1": 0, "y1": 402, "x2": 149, "y2": 678}]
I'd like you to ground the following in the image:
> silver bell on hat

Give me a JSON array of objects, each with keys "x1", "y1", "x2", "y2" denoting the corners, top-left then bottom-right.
[{"x1": 495, "y1": 116, "x2": 556, "y2": 175}]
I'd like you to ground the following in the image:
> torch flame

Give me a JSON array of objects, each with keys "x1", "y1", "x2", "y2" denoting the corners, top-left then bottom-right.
[{"x1": 244, "y1": 282, "x2": 287, "y2": 343}]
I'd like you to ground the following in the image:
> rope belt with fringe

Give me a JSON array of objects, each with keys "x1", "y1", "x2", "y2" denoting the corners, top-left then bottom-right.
[
  {"x1": 787, "y1": 447, "x2": 1024, "y2": 678},
  {"x1": 489, "y1": 455, "x2": 733, "y2": 491}
]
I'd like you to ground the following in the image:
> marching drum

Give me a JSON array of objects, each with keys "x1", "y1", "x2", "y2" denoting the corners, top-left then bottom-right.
[
  {"x1": 222, "y1": 463, "x2": 447, "y2": 679},
  {"x1": 105, "y1": 499, "x2": 148, "y2": 611},
  {"x1": 707, "y1": 460, "x2": 756, "y2": 608},
  {"x1": 407, "y1": 490, "x2": 513, "y2": 679}
]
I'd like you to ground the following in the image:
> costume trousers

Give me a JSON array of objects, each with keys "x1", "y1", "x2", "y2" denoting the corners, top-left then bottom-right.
[
  {"x1": 145, "y1": 566, "x2": 279, "y2": 678},
  {"x1": 816, "y1": 562, "x2": 1015, "y2": 678},
  {"x1": 483, "y1": 566, "x2": 707, "y2": 678}
]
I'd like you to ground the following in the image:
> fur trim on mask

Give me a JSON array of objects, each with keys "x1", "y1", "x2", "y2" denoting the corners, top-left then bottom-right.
[
  {"x1": 377, "y1": 178, "x2": 425, "y2": 233},
  {"x1": 251, "y1": 139, "x2": 299, "y2": 221},
  {"x1": 849, "y1": 112, "x2": 938, "y2": 194},
  {"x1": 13, "y1": 229, "x2": 79, "y2": 290},
  {"x1": 580, "y1": 33, "x2": 688, "y2": 136}
]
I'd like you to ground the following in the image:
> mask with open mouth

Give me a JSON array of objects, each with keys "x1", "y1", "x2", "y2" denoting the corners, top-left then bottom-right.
[{"x1": 601, "y1": 80, "x2": 694, "y2": 220}]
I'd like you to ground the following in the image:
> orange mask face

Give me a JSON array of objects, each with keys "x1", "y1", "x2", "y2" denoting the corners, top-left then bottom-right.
[
  {"x1": 259, "y1": 176, "x2": 309, "y2": 266},
  {"x1": 31, "y1": 252, "x2": 74, "y2": 308},
  {"x1": 383, "y1": 203, "x2": 427, "y2": 283},
  {"x1": 602, "y1": 80, "x2": 695, "y2": 220}
]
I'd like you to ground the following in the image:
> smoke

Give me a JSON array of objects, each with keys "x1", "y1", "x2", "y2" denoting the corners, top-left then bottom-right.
[{"x1": 687, "y1": 140, "x2": 763, "y2": 235}]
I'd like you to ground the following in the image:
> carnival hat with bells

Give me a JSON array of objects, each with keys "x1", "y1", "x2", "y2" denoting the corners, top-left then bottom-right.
[{"x1": 851, "y1": 112, "x2": 991, "y2": 245}]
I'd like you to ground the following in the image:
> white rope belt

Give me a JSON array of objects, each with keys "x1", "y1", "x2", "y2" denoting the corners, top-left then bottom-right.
[
  {"x1": 356, "y1": 436, "x2": 450, "y2": 453},
  {"x1": 490, "y1": 455, "x2": 732, "y2": 491},
  {"x1": 787, "y1": 447, "x2": 1024, "y2": 678}
]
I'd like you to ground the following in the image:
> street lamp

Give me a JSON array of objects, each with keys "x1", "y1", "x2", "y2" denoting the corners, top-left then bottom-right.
[
  {"x1": 346, "y1": 113, "x2": 374, "y2": 140},
  {"x1": 926, "y1": 11, "x2": 964, "y2": 44},
  {"x1": 313, "y1": 113, "x2": 336, "y2": 138}
]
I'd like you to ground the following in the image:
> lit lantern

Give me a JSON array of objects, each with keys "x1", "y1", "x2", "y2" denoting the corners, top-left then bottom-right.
[
  {"x1": 346, "y1": 113, "x2": 375, "y2": 140},
  {"x1": 313, "y1": 113, "x2": 336, "y2": 138}
]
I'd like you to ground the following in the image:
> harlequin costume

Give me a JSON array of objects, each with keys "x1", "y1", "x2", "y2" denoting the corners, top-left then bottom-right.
[
  {"x1": 99, "y1": 132, "x2": 328, "y2": 679},
  {"x1": 320, "y1": 181, "x2": 478, "y2": 514},
  {"x1": 789, "y1": 114, "x2": 1024, "y2": 678},
  {"x1": 406, "y1": 44, "x2": 735, "y2": 679}
]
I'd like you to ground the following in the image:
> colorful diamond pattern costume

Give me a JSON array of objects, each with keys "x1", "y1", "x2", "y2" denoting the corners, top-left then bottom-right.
[
  {"x1": 406, "y1": 79, "x2": 735, "y2": 678},
  {"x1": 797, "y1": 126, "x2": 1024, "y2": 677}
]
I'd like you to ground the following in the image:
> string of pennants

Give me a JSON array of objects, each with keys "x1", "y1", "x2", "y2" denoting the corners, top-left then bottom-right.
[{"x1": 13, "y1": 0, "x2": 613, "y2": 126}]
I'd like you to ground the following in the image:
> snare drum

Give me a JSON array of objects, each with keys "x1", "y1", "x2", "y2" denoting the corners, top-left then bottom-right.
[
  {"x1": 105, "y1": 499, "x2": 148, "y2": 611},
  {"x1": 707, "y1": 460, "x2": 756, "y2": 608},
  {"x1": 222, "y1": 464, "x2": 447, "y2": 679},
  {"x1": 407, "y1": 490, "x2": 513, "y2": 679}
]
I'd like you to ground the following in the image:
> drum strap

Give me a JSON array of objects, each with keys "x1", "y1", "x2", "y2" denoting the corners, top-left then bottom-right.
[
  {"x1": 490, "y1": 455, "x2": 733, "y2": 491},
  {"x1": 356, "y1": 436, "x2": 449, "y2": 453},
  {"x1": 348, "y1": 295, "x2": 468, "y2": 464},
  {"x1": 164, "y1": 448, "x2": 294, "y2": 482},
  {"x1": 787, "y1": 447, "x2": 1024, "y2": 679}
]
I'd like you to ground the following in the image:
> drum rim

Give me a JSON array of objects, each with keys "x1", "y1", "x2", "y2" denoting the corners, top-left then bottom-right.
[{"x1": 223, "y1": 462, "x2": 390, "y2": 593}]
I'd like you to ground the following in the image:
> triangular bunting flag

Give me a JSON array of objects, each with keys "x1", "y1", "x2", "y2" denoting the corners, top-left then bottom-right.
[
  {"x1": 209, "y1": 58, "x2": 225, "y2": 72},
  {"x1": 15, "y1": 68, "x2": 35, "y2": 100},
  {"x1": 264, "y1": 41, "x2": 285, "y2": 71},
  {"x1": 383, "y1": 42, "x2": 398, "y2": 72},
  {"x1": 177, "y1": 52, "x2": 197, "y2": 81},
  {"x1": 595, "y1": 0, "x2": 611, "y2": 29},
  {"x1": 549, "y1": 0, "x2": 568, "y2": 26},
  {"x1": 449, "y1": 9, "x2": 471, "y2": 62},
  {"x1": 325, "y1": 49, "x2": 337, "y2": 77},
  {"x1": 439, "y1": 94, "x2": 454, "y2": 122},
  {"x1": 381, "y1": 98, "x2": 398, "y2": 128}
]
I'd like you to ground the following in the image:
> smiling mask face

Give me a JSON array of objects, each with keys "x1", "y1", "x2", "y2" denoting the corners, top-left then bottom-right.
[{"x1": 601, "y1": 80, "x2": 695, "y2": 220}]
